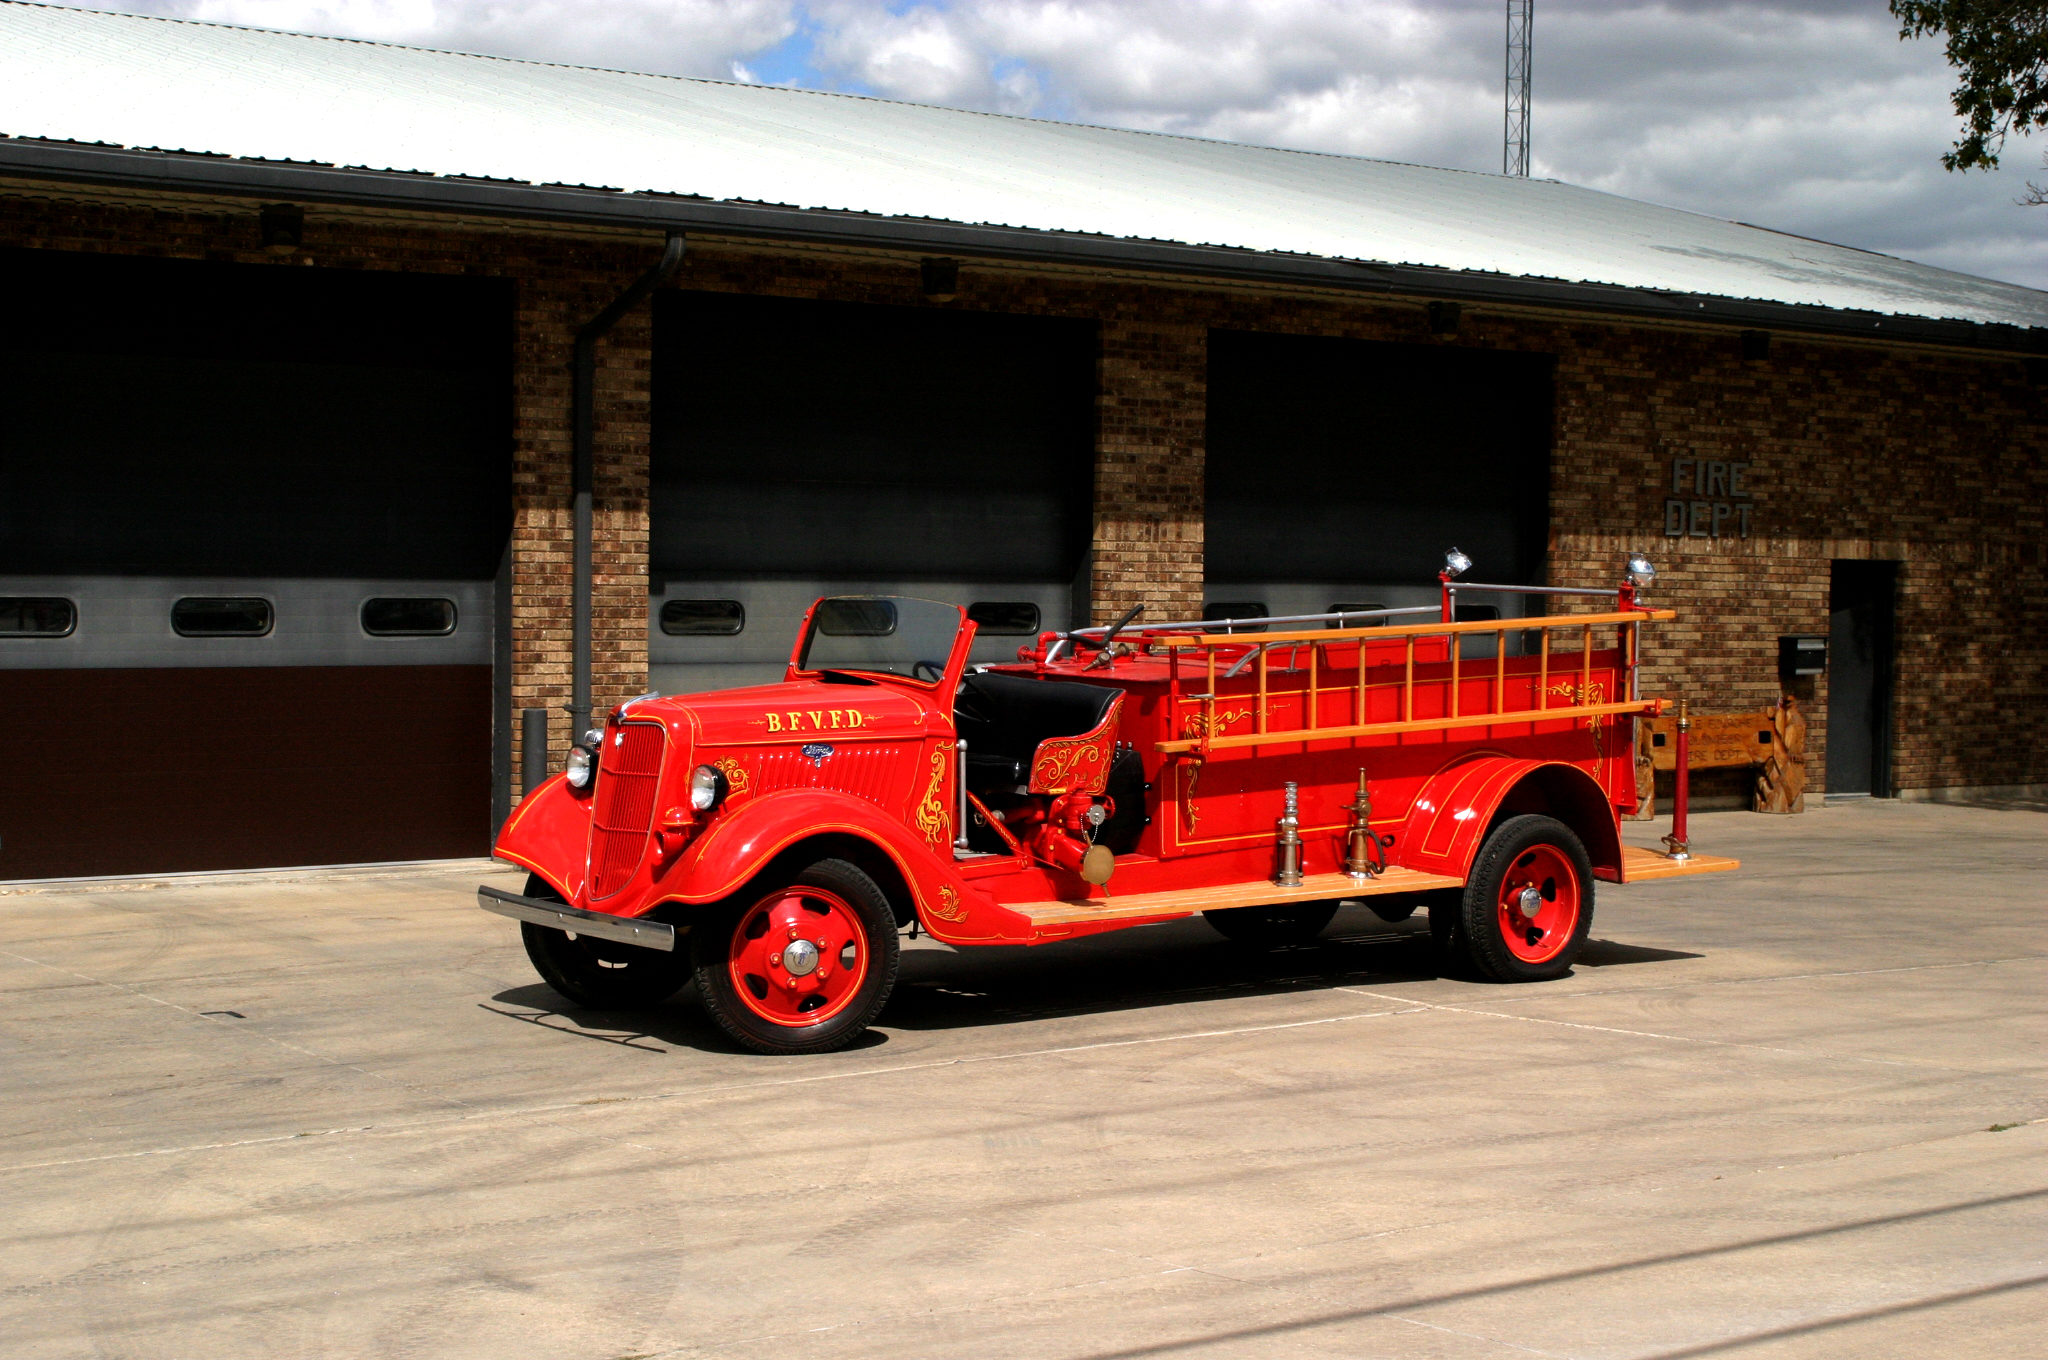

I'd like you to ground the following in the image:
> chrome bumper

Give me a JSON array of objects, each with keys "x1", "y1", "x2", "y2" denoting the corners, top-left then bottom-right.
[{"x1": 477, "y1": 884, "x2": 677, "y2": 952}]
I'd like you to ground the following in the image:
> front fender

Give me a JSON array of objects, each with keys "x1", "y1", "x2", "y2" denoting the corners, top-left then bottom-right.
[
  {"x1": 492, "y1": 772, "x2": 594, "y2": 903},
  {"x1": 1397, "y1": 757, "x2": 1622, "y2": 882},
  {"x1": 656, "y1": 788, "x2": 1036, "y2": 946}
]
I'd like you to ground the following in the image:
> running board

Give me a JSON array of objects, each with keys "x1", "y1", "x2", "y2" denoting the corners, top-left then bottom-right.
[
  {"x1": 1006, "y1": 866, "x2": 1463, "y2": 929},
  {"x1": 1620, "y1": 845, "x2": 1741, "y2": 882}
]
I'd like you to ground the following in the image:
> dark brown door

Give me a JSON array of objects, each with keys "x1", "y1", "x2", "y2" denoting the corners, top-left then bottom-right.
[{"x1": 1, "y1": 666, "x2": 490, "y2": 879}]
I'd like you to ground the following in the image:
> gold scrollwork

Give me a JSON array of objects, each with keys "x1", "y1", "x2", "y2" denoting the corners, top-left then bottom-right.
[
  {"x1": 1544, "y1": 681, "x2": 1610, "y2": 756},
  {"x1": 913, "y1": 742, "x2": 955, "y2": 849},
  {"x1": 711, "y1": 756, "x2": 751, "y2": 797},
  {"x1": 1030, "y1": 735, "x2": 1109, "y2": 795},
  {"x1": 927, "y1": 884, "x2": 968, "y2": 923},
  {"x1": 1175, "y1": 707, "x2": 1249, "y2": 834},
  {"x1": 1181, "y1": 706, "x2": 1252, "y2": 741}
]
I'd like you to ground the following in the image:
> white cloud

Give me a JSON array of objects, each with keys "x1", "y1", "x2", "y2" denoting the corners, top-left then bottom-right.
[
  {"x1": 112, "y1": 0, "x2": 797, "y2": 76},
  {"x1": 70, "y1": 0, "x2": 2048, "y2": 288}
]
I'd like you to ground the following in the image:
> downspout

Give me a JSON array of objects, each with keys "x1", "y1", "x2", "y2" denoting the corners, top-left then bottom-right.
[{"x1": 569, "y1": 231, "x2": 686, "y2": 741}]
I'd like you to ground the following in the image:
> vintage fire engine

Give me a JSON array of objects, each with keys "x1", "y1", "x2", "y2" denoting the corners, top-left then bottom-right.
[{"x1": 481, "y1": 553, "x2": 1736, "y2": 1054}]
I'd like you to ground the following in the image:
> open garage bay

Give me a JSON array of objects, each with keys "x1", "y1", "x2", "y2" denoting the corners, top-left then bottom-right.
[{"x1": 1, "y1": 803, "x2": 2042, "y2": 1358}]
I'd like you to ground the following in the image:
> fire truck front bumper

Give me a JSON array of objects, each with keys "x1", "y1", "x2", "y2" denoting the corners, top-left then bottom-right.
[{"x1": 476, "y1": 885, "x2": 677, "y2": 952}]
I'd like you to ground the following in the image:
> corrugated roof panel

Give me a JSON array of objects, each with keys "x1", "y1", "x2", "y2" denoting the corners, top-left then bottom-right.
[{"x1": 4, "y1": 1, "x2": 2045, "y2": 328}]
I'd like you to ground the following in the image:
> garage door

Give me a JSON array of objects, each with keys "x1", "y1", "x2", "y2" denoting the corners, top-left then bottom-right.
[
  {"x1": 648, "y1": 292, "x2": 1097, "y2": 694},
  {"x1": 0, "y1": 250, "x2": 510, "y2": 880},
  {"x1": 1205, "y1": 329, "x2": 1554, "y2": 635}
]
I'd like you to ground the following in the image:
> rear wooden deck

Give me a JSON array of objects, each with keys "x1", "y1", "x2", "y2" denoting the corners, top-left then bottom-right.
[{"x1": 1621, "y1": 844, "x2": 1741, "y2": 881}]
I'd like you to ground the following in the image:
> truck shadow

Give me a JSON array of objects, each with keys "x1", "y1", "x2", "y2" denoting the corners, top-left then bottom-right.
[
  {"x1": 482, "y1": 908, "x2": 1699, "y2": 1053},
  {"x1": 881, "y1": 908, "x2": 1701, "y2": 1035}
]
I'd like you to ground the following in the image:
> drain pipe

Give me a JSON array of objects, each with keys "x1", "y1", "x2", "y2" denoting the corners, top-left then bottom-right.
[{"x1": 569, "y1": 232, "x2": 686, "y2": 743}]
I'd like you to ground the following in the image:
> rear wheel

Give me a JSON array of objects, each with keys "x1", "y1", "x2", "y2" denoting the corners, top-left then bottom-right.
[
  {"x1": 519, "y1": 876, "x2": 691, "y2": 1009},
  {"x1": 694, "y1": 858, "x2": 901, "y2": 1054},
  {"x1": 1459, "y1": 815, "x2": 1594, "y2": 982},
  {"x1": 1203, "y1": 901, "x2": 1339, "y2": 948}
]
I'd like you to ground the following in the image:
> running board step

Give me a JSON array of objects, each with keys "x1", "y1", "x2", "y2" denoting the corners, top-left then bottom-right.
[{"x1": 1005, "y1": 867, "x2": 1463, "y2": 929}]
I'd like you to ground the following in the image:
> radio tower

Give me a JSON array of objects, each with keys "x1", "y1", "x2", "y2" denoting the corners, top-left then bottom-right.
[{"x1": 1504, "y1": 0, "x2": 1532, "y2": 176}]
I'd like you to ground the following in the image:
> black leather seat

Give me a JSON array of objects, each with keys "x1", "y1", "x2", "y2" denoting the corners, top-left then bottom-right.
[{"x1": 955, "y1": 671, "x2": 1120, "y2": 791}]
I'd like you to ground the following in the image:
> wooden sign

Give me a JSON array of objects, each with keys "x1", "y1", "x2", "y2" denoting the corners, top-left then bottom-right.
[{"x1": 1643, "y1": 713, "x2": 1774, "y2": 772}]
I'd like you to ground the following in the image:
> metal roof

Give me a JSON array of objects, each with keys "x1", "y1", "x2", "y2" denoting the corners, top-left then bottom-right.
[{"x1": 4, "y1": 1, "x2": 2047, "y2": 341}]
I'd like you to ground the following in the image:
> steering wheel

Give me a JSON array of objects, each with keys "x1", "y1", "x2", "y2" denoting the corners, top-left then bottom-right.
[{"x1": 912, "y1": 658, "x2": 946, "y2": 681}]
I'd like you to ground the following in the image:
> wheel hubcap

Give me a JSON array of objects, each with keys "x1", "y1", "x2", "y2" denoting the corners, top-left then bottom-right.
[
  {"x1": 1495, "y1": 844, "x2": 1581, "y2": 964},
  {"x1": 728, "y1": 886, "x2": 868, "y2": 1027}
]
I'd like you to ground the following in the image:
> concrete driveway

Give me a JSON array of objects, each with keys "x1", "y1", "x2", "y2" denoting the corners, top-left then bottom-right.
[{"x1": 2, "y1": 801, "x2": 2043, "y2": 1359}]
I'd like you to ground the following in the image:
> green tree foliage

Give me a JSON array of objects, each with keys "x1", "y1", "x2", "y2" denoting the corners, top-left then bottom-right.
[{"x1": 1891, "y1": 1, "x2": 2048, "y2": 171}]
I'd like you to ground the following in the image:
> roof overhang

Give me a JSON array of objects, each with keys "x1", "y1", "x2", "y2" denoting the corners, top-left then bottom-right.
[{"x1": 5, "y1": 136, "x2": 2044, "y2": 358}]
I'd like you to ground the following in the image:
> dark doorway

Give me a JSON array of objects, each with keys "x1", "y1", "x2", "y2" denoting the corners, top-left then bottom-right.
[
  {"x1": 0, "y1": 249, "x2": 512, "y2": 879},
  {"x1": 648, "y1": 291, "x2": 1097, "y2": 692},
  {"x1": 1204, "y1": 329, "x2": 1554, "y2": 623},
  {"x1": 1826, "y1": 560, "x2": 1898, "y2": 798}
]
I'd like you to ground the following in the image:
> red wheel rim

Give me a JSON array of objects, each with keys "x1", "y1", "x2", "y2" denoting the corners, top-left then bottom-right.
[
  {"x1": 1494, "y1": 844, "x2": 1581, "y2": 964},
  {"x1": 726, "y1": 886, "x2": 871, "y2": 1028}
]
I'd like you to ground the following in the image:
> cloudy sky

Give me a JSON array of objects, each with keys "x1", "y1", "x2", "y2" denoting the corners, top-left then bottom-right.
[{"x1": 94, "y1": 1, "x2": 2048, "y2": 290}]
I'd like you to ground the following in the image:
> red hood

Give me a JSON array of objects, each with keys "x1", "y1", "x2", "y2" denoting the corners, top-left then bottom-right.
[{"x1": 631, "y1": 678, "x2": 942, "y2": 748}]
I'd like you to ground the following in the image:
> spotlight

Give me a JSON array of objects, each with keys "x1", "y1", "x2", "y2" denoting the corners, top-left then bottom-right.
[
  {"x1": 1442, "y1": 547, "x2": 1472, "y2": 579},
  {"x1": 1627, "y1": 553, "x2": 1657, "y2": 588},
  {"x1": 920, "y1": 257, "x2": 958, "y2": 301},
  {"x1": 260, "y1": 203, "x2": 304, "y2": 253}
]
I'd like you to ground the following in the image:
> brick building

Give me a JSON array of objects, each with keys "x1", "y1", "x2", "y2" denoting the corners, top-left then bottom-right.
[{"x1": 2, "y1": 3, "x2": 2043, "y2": 879}]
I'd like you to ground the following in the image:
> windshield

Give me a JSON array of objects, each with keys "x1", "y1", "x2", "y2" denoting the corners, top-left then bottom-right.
[{"x1": 798, "y1": 596, "x2": 965, "y2": 682}]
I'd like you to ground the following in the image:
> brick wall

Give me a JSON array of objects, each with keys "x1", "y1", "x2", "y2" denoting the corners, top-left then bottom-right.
[{"x1": 5, "y1": 188, "x2": 2041, "y2": 802}]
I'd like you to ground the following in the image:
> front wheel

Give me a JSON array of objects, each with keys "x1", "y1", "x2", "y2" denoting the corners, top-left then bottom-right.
[
  {"x1": 520, "y1": 876, "x2": 692, "y2": 1009},
  {"x1": 694, "y1": 858, "x2": 901, "y2": 1054},
  {"x1": 1459, "y1": 815, "x2": 1594, "y2": 982}
]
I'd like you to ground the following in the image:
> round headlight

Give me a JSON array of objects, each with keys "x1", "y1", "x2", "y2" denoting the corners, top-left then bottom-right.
[
  {"x1": 565, "y1": 744, "x2": 595, "y2": 790},
  {"x1": 689, "y1": 764, "x2": 728, "y2": 812}
]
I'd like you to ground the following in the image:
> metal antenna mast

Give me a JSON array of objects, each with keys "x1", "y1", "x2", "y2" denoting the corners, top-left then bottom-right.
[{"x1": 1504, "y1": 0, "x2": 1532, "y2": 176}]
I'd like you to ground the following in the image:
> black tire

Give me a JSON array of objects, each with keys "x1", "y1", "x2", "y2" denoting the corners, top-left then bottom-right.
[
  {"x1": 693, "y1": 857, "x2": 901, "y2": 1055},
  {"x1": 1421, "y1": 888, "x2": 1466, "y2": 967},
  {"x1": 1203, "y1": 901, "x2": 1339, "y2": 947},
  {"x1": 519, "y1": 876, "x2": 691, "y2": 1009},
  {"x1": 1459, "y1": 814, "x2": 1595, "y2": 982}
]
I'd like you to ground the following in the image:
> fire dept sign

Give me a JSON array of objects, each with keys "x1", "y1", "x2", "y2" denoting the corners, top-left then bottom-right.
[{"x1": 1664, "y1": 457, "x2": 1753, "y2": 539}]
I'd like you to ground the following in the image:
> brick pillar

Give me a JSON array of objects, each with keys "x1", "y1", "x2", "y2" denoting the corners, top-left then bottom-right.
[
  {"x1": 508, "y1": 256, "x2": 658, "y2": 801},
  {"x1": 1090, "y1": 312, "x2": 1206, "y2": 626}
]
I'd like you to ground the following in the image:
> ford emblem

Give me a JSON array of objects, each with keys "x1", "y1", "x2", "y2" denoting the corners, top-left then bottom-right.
[{"x1": 802, "y1": 743, "x2": 834, "y2": 766}]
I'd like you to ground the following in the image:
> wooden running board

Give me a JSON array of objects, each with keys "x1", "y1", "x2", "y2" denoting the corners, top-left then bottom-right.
[
  {"x1": 1621, "y1": 845, "x2": 1741, "y2": 881},
  {"x1": 1006, "y1": 866, "x2": 1463, "y2": 929}
]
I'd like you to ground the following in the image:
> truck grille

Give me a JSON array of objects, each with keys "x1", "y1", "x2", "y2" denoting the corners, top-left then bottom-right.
[{"x1": 588, "y1": 722, "x2": 666, "y2": 900}]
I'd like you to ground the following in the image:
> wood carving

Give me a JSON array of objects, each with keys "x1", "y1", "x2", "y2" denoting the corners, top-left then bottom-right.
[
  {"x1": 1628, "y1": 718, "x2": 1657, "y2": 820},
  {"x1": 1755, "y1": 695, "x2": 1807, "y2": 814}
]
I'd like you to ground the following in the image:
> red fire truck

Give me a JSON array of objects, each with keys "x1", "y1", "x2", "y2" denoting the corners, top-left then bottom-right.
[{"x1": 482, "y1": 553, "x2": 1735, "y2": 1053}]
